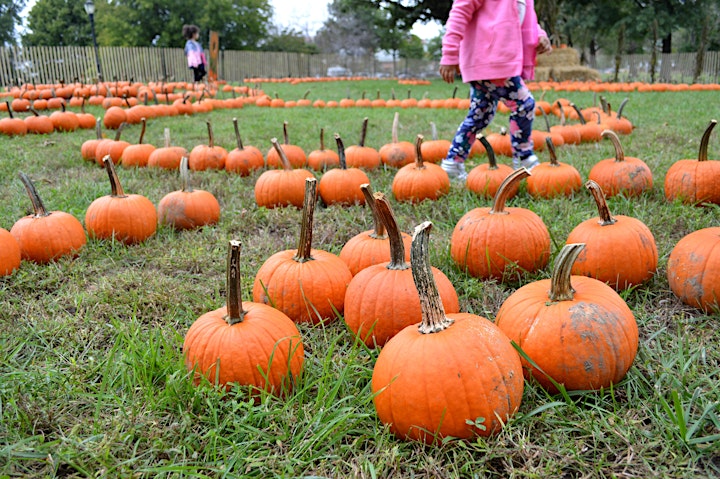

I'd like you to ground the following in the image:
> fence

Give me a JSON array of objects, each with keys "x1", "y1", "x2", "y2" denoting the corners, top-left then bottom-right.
[{"x1": 1, "y1": 45, "x2": 719, "y2": 87}]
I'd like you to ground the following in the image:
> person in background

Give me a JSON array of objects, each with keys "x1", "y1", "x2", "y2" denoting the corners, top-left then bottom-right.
[
  {"x1": 183, "y1": 24, "x2": 207, "y2": 85},
  {"x1": 439, "y1": 0, "x2": 552, "y2": 182}
]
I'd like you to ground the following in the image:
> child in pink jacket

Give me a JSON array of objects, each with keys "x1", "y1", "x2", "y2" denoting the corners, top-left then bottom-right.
[{"x1": 439, "y1": 0, "x2": 551, "y2": 181}]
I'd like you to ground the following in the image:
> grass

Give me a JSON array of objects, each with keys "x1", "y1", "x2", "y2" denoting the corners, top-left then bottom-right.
[{"x1": 1, "y1": 79, "x2": 719, "y2": 478}]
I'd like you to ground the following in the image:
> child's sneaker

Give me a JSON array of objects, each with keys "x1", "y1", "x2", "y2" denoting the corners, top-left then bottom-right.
[
  {"x1": 441, "y1": 159, "x2": 468, "y2": 182},
  {"x1": 518, "y1": 155, "x2": 540, "y2": 170}
]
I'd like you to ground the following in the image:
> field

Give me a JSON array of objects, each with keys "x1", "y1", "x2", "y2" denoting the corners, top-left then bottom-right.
[{"x1": 1, "y1": 79, "x2": 719, "y2": 478}]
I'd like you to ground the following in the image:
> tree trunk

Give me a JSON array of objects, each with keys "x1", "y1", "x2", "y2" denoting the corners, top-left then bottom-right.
[
  {"x1": 650, "y1": 20, "x2": 658, "y2": 84},
  {"x1": 614, "y1": 24, "x2": 625, "y2": 83},
  {"x1": 693, "y1": 16, "x2": 709, "y2": 84}
]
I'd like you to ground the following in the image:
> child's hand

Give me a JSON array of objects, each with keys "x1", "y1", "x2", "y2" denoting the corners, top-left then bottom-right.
[
  {"x1": 439, "y1": 64, "x2": 460, "y2": 83},
  {"x1": 537, "y1": 36, "x2": 552, "y2": 55}
]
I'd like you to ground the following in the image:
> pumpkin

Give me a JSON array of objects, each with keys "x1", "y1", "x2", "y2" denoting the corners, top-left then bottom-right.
[
  {"x1": 94, "y1": 122, "x2": 131, "y2": 166},
  {"x1": 549, "y1": 102, "x2": 582, "y2": 145},
  {"x1": 588, "y1": 130, "x2": 653, "y2": 197},
  {"x1": 466, "y1": 135, "x2": 516, "y2": 199},
  {"x1": 80, "y1": 118, "x2": 103, "y2": 162},
  {"x1": 495, "y1": 243, "x2": 639, "y2": 393},
  {"x1": 604, "y1": 99, "x2": 634, "y2": 135},
  {"x1": 344, "y1": 195, "x2": 459, "y2": 347},
  {"x1": 391, "y1": 135, "x2": 450, "y2": 203},
  {"x1": 371, "y1": 221, "x2": 523, "y2": 444},
  {"x1": 566, "y1": 180, "x2": 658, "y2": 290},
  {"x1": 379, "y1": 112, "x2": 416, "y2": 168},
  {"x1": 183, "y1": 240, "x2": 304, "y2": 395},
  {"x1": 419, "y1": 122, "x2": 451, "y2": 164},
  {"x1": 526, "y1": 137, "x2": 582, "y2": 198},
  {"x1": 338, "y1": 184, "x2": 411, "y2": 276},
  {"x1": 537, "y1": 108, "x2": 565, "y2": 147},
  {"x1": 120, "y1": 118, "x2": 155, "y2": 168},
  {"x1": 10, "y1": 173, "x2": 86, "y2": 264},
  {"x1": 0, "y1": 227, "x2": 21, "y2": 276},
  {"x1": 664, "y1": 119, "x2": 720, "y2": 205},
  {"x1": 188, "y1": 120, "x2": 228, "y2": 171},
  {"x1": 371, "y1": 90, "x2": 386, "y2": 108},
  {"x1": 158, "y1": 156, "x2": 221, "y2": 230},
  {"x1": 85, "y1": 156, "x2": 158, "y2": 245},
  {"x1": 484, "y1": 128, "x2": 513, "y2": 157},
  {"x1": 570, "y1": 103, "x2": 603, "y2": 143},
  {"x1": 253, "y1": 178, "x2": 352, "y2": 324},
  {"x1": 103, "y1": 105, "x2": 127, "y2": 130},
  {"x1": 254, "y1": 139, "x2": 315, "y2": 209},
  {"x1": 48, "y1": 103, "x2": 79, "y2": 132},
  {"x1": 450, "y1": 168, "x2": 551, "y2": 280},
  {"x1": 266, "y1": 121, "x2": 307, "y2": 169},
  {"x1": 344, "y1": 117, "x2": 381, "y2": 170},
  {"x1": 307, "y1": 128, "x2": 340, "y2": 171},
  {"x1": 667, "y1": 226, "x2": 720, "y2": 313},
  {"x1": 24, "y1": 108, "x2": 54, "y2": 135},
  {"x1": 225, "y1": 117, "x2": 265, "y2": 176},
  {"x1": 317, "y1": 134, "x2": 370, "y2": 206},
  {"x1": 148, "y1": 128, "x2": 188, "y2": 170},
  {"x1": 0, "y1": 101, "x2": 27, "y2": 136}
]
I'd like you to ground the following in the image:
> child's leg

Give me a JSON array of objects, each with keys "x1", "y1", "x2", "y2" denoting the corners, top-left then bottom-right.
[
  {"x1": 445, "y1": 81, "x2": 498, "y2": 164},
  {"x1": 499, "y1": 76, "x2": 537, "y2": 168}
]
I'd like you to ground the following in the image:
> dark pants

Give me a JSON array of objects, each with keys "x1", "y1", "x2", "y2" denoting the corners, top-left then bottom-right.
[{"x1": 192, "y1": 64, "x2": 206, "y2": 82}]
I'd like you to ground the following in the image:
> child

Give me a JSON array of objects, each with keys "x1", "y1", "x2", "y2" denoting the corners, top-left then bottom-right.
[
  {"x1": 183, "y1": 24, "x2": 207, "y2": 84},
  {"x1": 439, "y1": 0, "x2": 552, "y2": 181}
]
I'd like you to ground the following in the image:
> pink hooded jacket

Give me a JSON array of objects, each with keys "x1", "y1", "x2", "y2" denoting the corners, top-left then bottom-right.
[{"x1": 440, "y1": 0, "x2": 546, "y2": 82}]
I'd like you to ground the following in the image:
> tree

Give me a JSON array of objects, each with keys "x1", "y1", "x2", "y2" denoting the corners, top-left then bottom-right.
[
  {"x1": 315, "y1": 0, "x2": 379, "y2": 56},
  {"x1": 259, "y1": 28, "x2": 319, "y2": 53},
  {"x1": 23, "y1": 0, "x2": 92, "y2": 46},
  {"x1": 0, "y1": 0, "x2": 25, "y2": 46}
]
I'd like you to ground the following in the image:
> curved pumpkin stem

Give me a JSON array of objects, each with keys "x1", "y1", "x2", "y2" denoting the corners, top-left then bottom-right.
[
  {"x1": 358, "y1": 117, "x2": 369, "y2": 147},
  {"x1": 224, "y1": 239, "x2": 247, "y2": 325},
  {"x1": 491, "y1": 168, "x2": 529, "y2": 214},
  {"x1": 360, "y1": 184, "x2": 386, "y2": 238},
  {"x1": 549, "y1": 243, "x2": 586, "y2": 302},
  {"x1": 479, "y1": 135, "x2": 498, "y2": 169},
  {"x1": 571, "y1": 103, "x2": 587, "y2": 125},
  {"x1": 545, "y1": 136, "x2": 559, "y2": 166},
  {"x1": 179, "y1": 156, "x2": 194, "y2": 193},
  {"x1": 270, "y1": 138, "x2": 293, "y2": 171},
  {"x1": 698, "y1": 119, "x2": 717, "y2": 162},
  {"x1": 102, "y1": 155, "x2": 127, "y2": 197},
  {"x1": 412, "y1": 221, "x2": 454, "y2": 334},
  {"x1": 335, "y1": 133, "x2": 348, "y2": 170},
  {"x1": 206, "y1": 120, "x2": 216, "y2": 148},
  {"x1": 113, "y1": 122, "x2": 127, "y2": 142},
  {"x1": 601, "y1": 129, "x2": 625, "y2": 163},
  {"x1": 232, "y1": 117, "x2": 244, "y2": 150},
  {"x1": 373, "y1": 192, "x2": 408, "y2": 270},
  {"x1": 414, "y1": 134, "x2": 425, "y2": 169},
  {"x1": 137, "y1": 117, "x2": 147, "y2": 144},
  {"x1": 616, "y1": 97, "x2": 629, "y2": 119},
  {"x1": 319, "y1": 128, "x2": 326, "y2": 151},
  {"x1": 556, "y1": 101, "x2": 567, "y2": 126},
  {"x1": 18, "y1": 172, "x2": 50, "y2": 218},
  {"x1": 391, "y1": 112, "x2": 400, "y2": 144},
  {"x1": 282, "y1": 121, "x2": 290, "y2": 145},
  {"x1": 539, "y1": 107, "x2": 552, "y2": 132},
  {"x1": 585, "y1": 180, "x2": 616, "y2": 226},
  {"x1": 293, "y1": 178, "x2": 318, "y2": 263}
]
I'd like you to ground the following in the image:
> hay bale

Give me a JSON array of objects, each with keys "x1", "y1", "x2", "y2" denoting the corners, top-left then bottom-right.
[
  {"x1": 536, "y1": 48, "x2": 580, "y2": 67},
  {"x1": 548, "y1": 66, "x2": 602, "y2": 82}
]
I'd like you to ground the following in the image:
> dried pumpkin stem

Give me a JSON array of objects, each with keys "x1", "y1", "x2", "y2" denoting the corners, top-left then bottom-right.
[
  {"x1": 335, "y1": 134, "x2": 348, "y2": 170},
  {"x1": 430, "y1": 122, "x2": 439, "y2": 141},
  {"x1": 539, "y1": 107, "x2": 552, "y2": 132},
  {"x1": 412, "y1": 221, "x2": 454, "y2": 334},
  {"x1": 94, "y1": 116, "x2": 102, "y2": 139},
  {"x1": 479, "y1": 135, "x2": 497, "y2": 169},
  {"x1": 698, "y1": 119, "x2": 717, "y2": 162},
  {"x1": 224, "y1": 240, "x2": 246, "y2": 325},
  {"x1": 548, "y1": 243, "x2": 586, "y2": 302},
  {"x1": 138, "y1": 117, "x2": 147, "y2": 144},
  {"x1": 571, "y1": 103, "x2": 587, "y2": 125},
  {"x1": 373, "y1": 192, "x2": 408, "y2": 270},
  {"x1": 206, "y1": 120, "x2": 215, "y2": 148},
  {"x1": 585, "y1": 180, "x2": 616, "y2": 226},
  {"x1": 414, "y1": 134, "x2": 425, "y2": 169},
  {"x1": 163, "y1": 128, "x2": 171, "y2": 148},
  {"x1": 491, "y1": 168, "x2": 529, "y2": 214},
  {"x1": 293, "y1": 178, "x2": 318, "y2": 263},
  {"x1": 616, "y1": 97, "x2": 629, "y2": 119},
  {"x1": 319, "y1": 128, "x2": 326, "y2": 151},
  {"x1": 359, "y1": 117, "x2": 369, "y2": 147},
  {"x1": 283, "y1": 121, "x2": 290, "y2": 145},
  {"x1": 102, "y1": 156, "x2": 126, "y2": 197},
  {"x1": 232, "y1": 117, "x2": 244, "y2": 150},
  {"x1": 179, "y1": 156, "x2": 194, "y2": 192},
  {"x1": 18, "y1": 172, "x2": 49, "y2": 217},
  {"x1": 546, "y1": 136, "x2": 559, "y2": 166},
  {"x1": 270, "y1": 138, "x2": 293, "y2": 171},
  {"x1": 113, "y1": 122, "x2": 126, "y2": 141},
  {"x1": 601, "y1": 129, "x2": 625, "y2": 162},
  {"x1": 360, "y1": 184, "x2": 386, "y2": 238},
  {"x1": 391, "y1": 112, "x2": 400, "y2": 144}
]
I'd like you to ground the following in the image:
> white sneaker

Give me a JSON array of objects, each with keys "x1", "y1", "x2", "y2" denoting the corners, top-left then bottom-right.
[
  {"x1": 441, "y1": 159, "x2": 468, "y2": 182},
  {"x1": 517, "y1": 155, "x2": 540, "y2": 170}
]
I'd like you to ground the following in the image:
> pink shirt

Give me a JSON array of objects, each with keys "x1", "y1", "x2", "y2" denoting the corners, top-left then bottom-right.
[{"x1": 441, "y1": 0, "x2": 545, "y2": 82}]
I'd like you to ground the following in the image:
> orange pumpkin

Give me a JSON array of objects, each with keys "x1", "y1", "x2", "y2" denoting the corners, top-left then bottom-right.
[
  {"x1": 588, "y1": 130, "x2": 653, "y2": 197},
  {"x1": 466, "y1": 135, "x2": 516, "y2": 199},
  {"x1": 158, "y1": 156, "x2": 221, "y2": 230},
  {"x1": 102, "y1": 105, "x2": 127, "y2": 130},
  {"x1": 120, "y1": 118, "x2": 156, "y2": 168},
  {"x1": 225, "y1": 117, "x2": 265, "y2": 176},
  {"x1": 254, "y1": 139, "x2": 315, "y2": 209},
  {"x1": 0, "y1": 227, "x2": 21, "y2": 276},
  {"x1": 0, "y1": 101, "x2": 27, "y2": 136},
  {"x1": 379, "y1": 112, "x2": 416, "y2": 168},
  {"x1": 148, "y1": 128, "x2": 188, "y2": 170},
  {"x1": 188, "y1": 120, "x2": 228, "y2": 171},
  {"x1": 266, "y1": 121, "x2": 307, "y2": 169},
  {"x1": 94, "y1": 122, "x2": 131, "y2": 166},
  {"x1": 344, "y1": 117, "x2": 381, "y2": 170},
  {"x1": 391, "y1": 135, "x2": 450, "y2": 203},
  {"x1": 667, "y1": 226, "x2": 720, "y2": 313},
  {"x1": 664, "y1": 120, "x2": 720, "y2": 205},
  {"x1": 419, "y1": 122, "x2": 451, "y2": 164},
  {"x1": 317, "y1": 134, "x2": 369, "y2": 206},
  {"x1": 307, "y1": 128, "x2": 340, "y2": 171},
  {"x1": 527, "y1": 137, "x2": 582, "y2": 198}
]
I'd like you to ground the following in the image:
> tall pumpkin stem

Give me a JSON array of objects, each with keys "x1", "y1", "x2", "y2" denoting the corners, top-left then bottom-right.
[
  {"x1": 270, "y1": 138, "x2": 293, "y2": 171},
  {"x1": 391, "y1": 112, "x2": 400, "y2": 144},
  {"x1": 232, "y1": 117, "x2": 244, "y2": 150},
  {"x1": 283, "y1": 121, "x2": 290, "y2": 145},
  {"x1": 698, "y1": 119, "x2": 717, "y2": 162},
  {"x1": 546, "y1": 136, "x2": 559, "y2": 166},
  {"x1": 224, "y1": 240, "x2": 247, "y2": 325},
  {"x1": 335, "y1": 133, "x2": 348, "y2": 170},
  {"x1": 293, "y1": 178, "x2": 318, "y2": 263},
  {"x1": 102, "y1": 156, "x2": 127, "y2": 197},
  {"x1": 430, "y1": 122, "x2": 439, "y2": 141},
  {"x1": 138, "y1": 117, "x2": 147, "y2": 144},
  {"x1": 479, "y1": 135, "x2": 498, "y2": 169},
  {"x1": 18, "y1": 172, "x2": 50, "y2": 218},
  {"x1": 359, "y1": 117, "x2": 369, "y2": 147},
  {"x1": 360, "y1": 184, "x2": 386, "y2": 238},
  {"x1": 601, "y1": 129, "x2": 625, "y2": 162},
  {"x1": 179, "y1": 156, "x2": 194, "y2": 192},
  {"x1": 163, "y1": 127, "x2": 171, "y2": 148},
  {"x1": 548, "y1": 243, "x2": 586, "y2": 302},
  {"x1": 585, "y1": 180, "x2": 616, "y2": 226},
  {"x1": 412, "y1": 221, "x2": 454, "y2": 334},
  {"x1": 206, "y1": 120, "x2": 215, "y2": 148},
  {"x1": 113, "y1": 122, "x2": 126, "y2": 142},
  {"x1": 319, "y1": 128, "x2": 326, "y2": 151},
  {"x1": 571, "y1": 103, "x2": 587, "y2": 125},
  {"x1": 414, "y1": 134, "x2": 425, "y2": 169},
  {"x1": 491, "y1": 168, "x2": 530, "y2": 214},
  {"x1": 373, "y1": 192, "x2": 408, "y2": 270},
  {"x1": 94, "y1": 116, "x2": 102, "y2": 139}
]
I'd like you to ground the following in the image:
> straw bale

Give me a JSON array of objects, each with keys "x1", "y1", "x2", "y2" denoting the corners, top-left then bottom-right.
[{"x1": 536, "y1": 48, "x2": 580, "y2": 67}]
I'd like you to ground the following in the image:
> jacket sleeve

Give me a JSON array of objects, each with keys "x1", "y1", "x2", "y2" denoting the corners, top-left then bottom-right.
[{"x1": 440, "y1": 0, "x2": 480, "y2": 66}]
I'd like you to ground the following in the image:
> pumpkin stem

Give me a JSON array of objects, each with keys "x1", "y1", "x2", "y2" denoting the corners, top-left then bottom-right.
[
  {"x1": 698, "y1": 119, "x2": 717, "y2": 162},
  {"x1": 548, "y1": 243, "x2": 586, "y2": 302},
  {"x1": 430, "y1": 122, "x2": 439, "y2": 141},
  {"x1": 302, "y1": 89, "x2": 311, "y2": 100},
  {"x1": 571, "y1": 103, "x2": 587, "y2": 125},
  {"x1": 414, "y1": 134, "x2": 425, "y2": 169},
  {"x1": 391, "y1": 112, "x2": 400, "y2": 144},
  {"x1": 491, "y1": 168, "x2": 529, "y2": 214},
  {"x1": 4, "y1": 101, "x2": 14, "y2": 119},
  {"x1": 359, "y1": 117, "x2": 369, "y2": 147},
  {"x1": 319, "y1": 128, "x2": 326, "y2": 151},
  {"x1": 179, "y1": 156, "x2": 194, "y2": 192},
  {"x1": 224, "y1": 239, "x2": 247, "y2": 325},
  {"x1": 137, "y1": 117, "x2": 147, "y2": 144},
  {"x1": 113, "y1": 122, "x2": 126, "y2": 142},
  {"x1": 163, "y1": 127, "x2": 171, "y2": 148},
  {"x1": 479, "y1": 135, "x2": 498, "y2": 169},
  {"x1": 556, "y1": 101, "x2": 566, "y2": 126},
  {"x1": 451, "y1": 85, "x2": 458, "y2": 99},
  {"x1": 335, "y1": 133, "x2": 348, "y2": 170},
  {"x1": 601, "y1": 129, "x2": 625, "y2": 163},
  {"x1": 204, "y1": 120, "x2": 215, "y2": 148},
  {"x1": 546, "y1": 136, "x2": 560, "y2": 166},
  {"x1": 283, "y1": 121, "x2": 290, "y2": 145},
  {"x1": 585, "y1": 180, "x2": 616, "y2": 226},
  {"x1": 293, "y1": 178, "x2": 318, "y2": 263},
  {"x1": 412, "y1": 221, "x2": 454, "y2": 334},
  {"x1": 616, "y1": 97, "x2": 629, "y2": 119},
  {"x1": 539, "y1": 107, "x2": 552, "y2": 132},
  {"x1": 373, "y1": 192, "x2": 409, "y2": 270},
  {"x1": 94, "y1": 116, "x2": 102, "y2": 140},
  {"x1": 18, "y1": 172, "x2": 50, "y2": 218},
  {"x1": 232, "y1": 117, "x2": 245, "y2": 150},
  {"x1": 271, "y1": 137, "x2": 293, "y2": 171},
  {"x1": 102, "y1": 155, "x2": 127, "y2": 197},
  {"x1": 360, "y1": 184, "x2": 386, "y2": 238}
]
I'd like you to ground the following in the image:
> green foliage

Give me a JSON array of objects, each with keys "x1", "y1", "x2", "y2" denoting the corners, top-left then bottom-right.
[
  {"x1": 0, "y1": 0, "x2": 25, "y2": 46},
  {"x1": 260, "y1": 28, "x2": 319, "y2": 54},
  {"x1": 22, "y1": 0, "x2": 92, "y2": 47}
]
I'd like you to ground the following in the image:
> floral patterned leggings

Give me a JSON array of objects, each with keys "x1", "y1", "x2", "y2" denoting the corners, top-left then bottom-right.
[{"x1": 445, "y1": 76, "x2": 536, "y2": 164}]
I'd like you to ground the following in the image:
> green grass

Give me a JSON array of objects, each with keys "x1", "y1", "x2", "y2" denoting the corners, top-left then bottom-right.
[{"x1": 1, "y1": 79, "x2": 719, "y2": 478}]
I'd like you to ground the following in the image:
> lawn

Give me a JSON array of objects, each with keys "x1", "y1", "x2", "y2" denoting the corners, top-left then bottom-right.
[{"x1": 1, "y1": 79, "x2": 719, "y2": 478}]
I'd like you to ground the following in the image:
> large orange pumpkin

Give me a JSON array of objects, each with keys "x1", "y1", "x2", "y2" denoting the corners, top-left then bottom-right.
[
  {"x1": 307, "y1": 128, "x2": 340, "y2": 171},
  {"x1": 266, "y1": 121, "x2": 307, "y2": 169},
  {"x1": 0, "y1": 227, "x2": 21, "y2": 276},
  {"x1": 667, "y1": 226, "x2": 720, "y2": 313},
  {"x1": 158, "y1": 156, "x2": 221, "y2": 230},
  {"x1": 148, "y1": 128, "x2": 188, "y2": 170},
  {"x1": 588, "y1": 130, "x2": 653, "y2": 197},
  {"x1": 526, "y1": 137, "x2": 582, "y2": 198},
  {"x1": 188, "y1": 120, "x2": 228, "y2": 171},
  {"x1": 120, "y1": 118, "x2": 155, "y2": 168}
]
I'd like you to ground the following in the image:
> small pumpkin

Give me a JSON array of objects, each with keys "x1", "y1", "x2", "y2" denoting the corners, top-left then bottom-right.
[
  {"x1": 24, "y1": 108, "x2": 55, "y2": 135},
  {"x1": 466, "y1": 135, "x2": 516, "y2": 199},
  {"x1": 183, "y1": 240, "x2": 304, "y2": 395},
  {"x1": 371, "y1": 221, "x2": 524, "y2": 444},
  {"x1": 664, "y1": 119, "x2": 719, "y2": 205},
  {"x1": 0, "y1": 101, "x2": 28, "y2": 136},
  {"x1": 344, "y1": 117, "x2": 381, "y2": 170},
  {"x1": 120, "y1": 118, "x2": 156, "y2": 168},
  {"x1": 307, "y1": 128, "x2": 340, "y2": 171},
  {"x1": 391, "y1": 134, "x2": 450, "y2": 203},
  {"x1": 317, "y1": 134, "x2": 370, "y2": 206},
  {"x1": 0, "y1": 227, "x2": 21, "y2": 276},
  {"x1": 94, "y1": 122, "x2": 131, "y2": 166},
  {"x1": 158, "y1": 156, "x2": 221, "y2": 230},
  {"x1": 48, "y1": 103, "x2": 79, "y2": 132},
  {"x1": 80, "y1": 117, "x2": 103, "y2": 162},
  {"x1": 667, "y1": 226, "x2": 720, "y2": 313},
  {"x1": 266, "y1": 121, "x2": 307, "y2": 169},
  {"x1": 188, "y1": 120, "x2": 228, "y2": 171},
  {"x1": 102, "y1": 105, "x2": 127, "y2": 130},
  {"x1": 588, "y1": 130, "x2": 653, "y2": 197},
  {"x1": 526, "y1": 137, "x2": 582, "y2": 198},
  {"x1": 148, "y1": 128, "x2": 188, "y2": 170},
  {"x1": 254, "y1": 138, "x2": 315, "y2": 209},
  {"x1": 225, "y1": 117, "x2": 265, "y2": 176},
  {"x1": 379, "y1": 112, "x2": 416, "y2": 168},
  {"x1": 419, "y1": 122, "x2": 451, "y2": 164}
]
